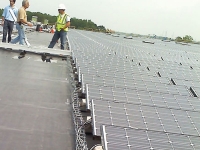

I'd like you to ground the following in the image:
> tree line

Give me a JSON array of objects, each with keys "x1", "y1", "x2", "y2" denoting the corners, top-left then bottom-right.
[
  {"x1": 0, "y1": 8, "x2": 196, "y2": 41},
  {"x1": 0, "y1": 8, "x2": 106, "y2": 32},
  {"x1": 175, "y1": 35, "x2": 193, "y2": 43}
]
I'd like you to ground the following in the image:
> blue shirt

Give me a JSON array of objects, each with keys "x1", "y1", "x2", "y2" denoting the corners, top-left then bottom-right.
[{"x1": 2, "y1": 5, "x2": 18, "y2": 22}]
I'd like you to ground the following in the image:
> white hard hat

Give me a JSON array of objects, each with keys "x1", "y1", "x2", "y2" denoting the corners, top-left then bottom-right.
[{"x1": 58, "y1": 4, "x2": 66, "y2": 10}]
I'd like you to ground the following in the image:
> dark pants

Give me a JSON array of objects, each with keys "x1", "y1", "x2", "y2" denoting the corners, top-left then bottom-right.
[
  {"x1": 48, "y1": 30, "x2": 67, "y2": 50},
  {"x1": 2, "y1": 19, "x2": 14, "y2": 43}
]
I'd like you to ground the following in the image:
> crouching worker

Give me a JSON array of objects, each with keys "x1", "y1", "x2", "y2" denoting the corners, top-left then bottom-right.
[{"x1": 48, "y1": 4, "x2": 70, "y2": 50}]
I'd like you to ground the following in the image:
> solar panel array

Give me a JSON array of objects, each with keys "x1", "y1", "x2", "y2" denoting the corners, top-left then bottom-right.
[
  {"x1": 101, "y1": 125, "x2": 200, "y2": 150},
  {"x1": 86, "y1": 84, "x2": 200, "y2": 111},
  {"x1": 68, "y1": 29, "x2": 200, "y2": 150}
]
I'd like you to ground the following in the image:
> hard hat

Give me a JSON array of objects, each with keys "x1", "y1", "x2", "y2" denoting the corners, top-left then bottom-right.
[{"x1": 58, "y1": 4, "x2": 66, "y2": 10}]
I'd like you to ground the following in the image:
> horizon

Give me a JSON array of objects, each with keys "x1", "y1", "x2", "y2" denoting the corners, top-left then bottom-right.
[{"x1": 1, "y1": 0, "x2": 200, "y2": 41}]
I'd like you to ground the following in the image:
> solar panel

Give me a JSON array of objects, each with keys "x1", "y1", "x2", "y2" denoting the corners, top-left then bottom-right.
[
  {"x1": 171, "y1": 78, "x2": 200, "y2": 87},
  {"x1": 76, "y1": 59, "x2": 200, "y2": 81},
  {"x1": 91, "y1": 99, "x2": 200, "y2": 136},
  {"x1": 86, "y1": 84, "x2": 194, "y2": 110},
  {"x1": 101, "y1": 125, "x2": 200, "y2": 150},
  {"x1": 80, "y1": 74, "x2": 171, "y2": 94}
]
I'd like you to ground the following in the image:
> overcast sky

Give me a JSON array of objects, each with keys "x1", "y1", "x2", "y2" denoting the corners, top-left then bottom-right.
[{"x1": 1, "y1": 0, "x2": 200, "y2": 40}]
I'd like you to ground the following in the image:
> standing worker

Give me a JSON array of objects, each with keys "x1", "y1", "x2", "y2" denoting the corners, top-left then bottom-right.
[
  {"x1": 48, "y1": 4, "x2": 70, "y2": 50},
  {"x1": 1, "y1": 0, "x2": 18, "y2": 43},
  {"x1": 10, "y1": 0, "x2": 33, "y2": 46}
]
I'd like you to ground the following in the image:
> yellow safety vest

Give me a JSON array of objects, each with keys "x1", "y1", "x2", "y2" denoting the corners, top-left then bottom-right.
[{"x1": 56, "y1": 14, "x2": 68, "y2": 31}]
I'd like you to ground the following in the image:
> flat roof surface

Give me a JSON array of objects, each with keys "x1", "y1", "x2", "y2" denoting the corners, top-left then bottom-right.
[
  {"x1": 0, "y1": 31, "x2": 72, "y2": 56},
  {"x1": 0, "y1": 49, "x2": 75, "y2": 150}
]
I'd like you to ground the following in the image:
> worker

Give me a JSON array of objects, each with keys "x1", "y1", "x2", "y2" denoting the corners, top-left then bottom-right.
[
  {"x1": 10, "y1": 0, "x2": 33, "y2": 46},
  {"x1": 1, "y1": 0, "x2": 18, "y2": 43},
  {"x1": 48, "y1": 4, "x2": 70, "y2": 50}
]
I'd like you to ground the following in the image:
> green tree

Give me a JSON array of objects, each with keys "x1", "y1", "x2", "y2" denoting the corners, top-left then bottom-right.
[
  {"x1": 175, "y1": 35, "x2": 193, "y2": 43},
  {"x1": 0, "y1": 8, "x2": 106, "y2": 32},
  {"x1": 97, "y1": 25, "x2": 106, "y2": 32},
  {"x1": 183, "y1": 35, "x2": 193, "y2": 43},
  {"x1": 70, "y1": 18, "x2": 101, "y2": 31},
  {"x1": 0, "y1": 8, "x2": 3, "y2": 16},
  {"x1": 175, "y1": 36, "x2": 183, "y2": 42}
]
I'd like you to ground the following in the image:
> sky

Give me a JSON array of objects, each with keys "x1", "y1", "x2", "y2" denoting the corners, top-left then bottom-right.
[{"x1": 1, "y1": 0, "x2": 200, "y2": 41}]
